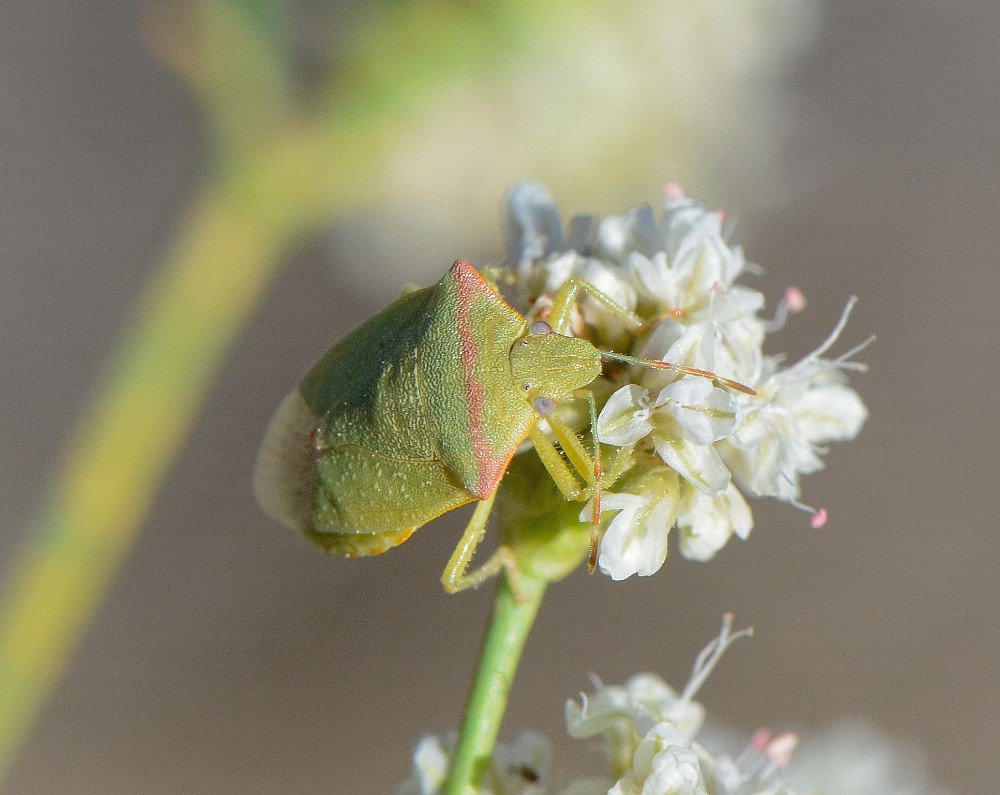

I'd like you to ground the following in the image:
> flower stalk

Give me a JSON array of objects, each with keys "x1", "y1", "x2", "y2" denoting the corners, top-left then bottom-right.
[{"x1": 444, "y1": 570, "x2": 547, "y2": 795}]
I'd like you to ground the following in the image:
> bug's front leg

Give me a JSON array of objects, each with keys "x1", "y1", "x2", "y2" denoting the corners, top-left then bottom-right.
[
  {"x1": 526, "y1": 424, "x2": 590, "y2": 502},
  {"x1": 546, "y1": 278, "x2": 646, "y2": 336}
]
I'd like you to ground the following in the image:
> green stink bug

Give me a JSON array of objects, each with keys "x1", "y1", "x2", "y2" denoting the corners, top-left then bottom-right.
[{"x1": 255, "y1": 260, "x2": 751, "y2": 592}]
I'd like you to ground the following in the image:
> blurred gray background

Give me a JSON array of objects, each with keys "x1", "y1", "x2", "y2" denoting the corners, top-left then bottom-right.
[{"x1": 1, "y1": 1, "x2": 998, "y2": 792}]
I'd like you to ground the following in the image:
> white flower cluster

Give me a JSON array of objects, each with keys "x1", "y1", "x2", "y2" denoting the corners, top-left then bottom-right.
[
  {"x1": 397, "y1": 619, "x2": 953, "y2": 795},
  {"x1": 503, "y1": 182, "x2": 870, "y2": 580},
  {"x1": 397, "y1": 617, "x2": 800, "y2": 795},
  {"x1": 564, "y1": 617, "x2": 798, "y2": 795}
]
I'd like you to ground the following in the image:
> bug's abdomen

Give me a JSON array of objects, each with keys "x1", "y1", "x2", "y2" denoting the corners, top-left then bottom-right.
[{"x1": 313, "y1": 442, "x2": 473, "y2": 537}]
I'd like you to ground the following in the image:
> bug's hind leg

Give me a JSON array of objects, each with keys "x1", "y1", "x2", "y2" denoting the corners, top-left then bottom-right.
[{"x1": 441, "y1": 491, "x2": 523, "y2": 599}]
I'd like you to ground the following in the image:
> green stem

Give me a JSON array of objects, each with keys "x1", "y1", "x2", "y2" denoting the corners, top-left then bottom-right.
[
  {"x1": 0, "y1": 125, "x2": 378, "y2": 785},
  {"x1": 444, "y1": 571, "x2": 547, "y2": 795}
]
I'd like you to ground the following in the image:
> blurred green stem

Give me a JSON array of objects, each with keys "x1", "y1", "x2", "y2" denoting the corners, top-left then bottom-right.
[
  {"x1": 444, "y1": 571, "x2": 546, "y2": 795},
  {"x1": 0, "y1": 122, "x2": 378, "y2": 783}
]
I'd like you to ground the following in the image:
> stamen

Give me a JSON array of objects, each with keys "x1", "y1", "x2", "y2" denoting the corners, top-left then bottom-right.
[
  {"x1": 763, "y1": 732, "x2": 799, "y2": 768},
  {"x1": 739, "y1": 728, "x2": 800, "y2": 783},
  {"x1": 786, "y1": 492, "x2": 828, "y2": 528},
  {"x1": 750, "y1": 729, "x2": 772, "y2": 753},
  {"x1": 783, "y1": 286, "x2": 807, "y2": 312},
  {"x1": 777, "y1": 296, "x2": 872, "y2": 384},
  {"x1": 806, "y1": 296, "x2": 858, "y2": 362},
  {"x1": 675, "y1": 614, "x2": 753, "y2": 708},
  {"x1": 765, "y1": 286, "x2": 807, "y2": 333},
  {"x1": 831, "y1": 333, "x2": 876, "y2": 372}
]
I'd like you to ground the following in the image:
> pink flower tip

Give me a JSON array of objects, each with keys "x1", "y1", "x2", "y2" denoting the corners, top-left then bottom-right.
[
  {"x1": 765, "y1": 732, "x2": 799, "y2": 767},
  {"x1": 664, "y1": 181, "x2": 685, "y2": 199},
  {"x1": 750, "y1": 728, "x2": 772, "y2": 752},
  {"x1": 810, "y1": 508, "x2": 828, "y2": 529},
  {"x1": 783, "y1": 286, "x2": 806, "y2": 312}
]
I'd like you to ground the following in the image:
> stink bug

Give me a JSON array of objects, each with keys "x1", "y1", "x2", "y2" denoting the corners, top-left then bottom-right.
[{"x1": 255, "y1": 260, "x2": 752, "y2": 592}]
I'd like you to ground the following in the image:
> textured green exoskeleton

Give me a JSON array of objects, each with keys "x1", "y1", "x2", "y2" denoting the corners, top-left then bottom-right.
[{"x1": 255, "y1": 260, "x2": 750, "y2": 592}]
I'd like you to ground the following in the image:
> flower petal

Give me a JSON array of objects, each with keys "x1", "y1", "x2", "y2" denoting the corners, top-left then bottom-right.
[
  {"x1": 677, "y1": 484, "x2": 753, "y2": 562},
  {"x1": 503, "y1": 180, "x2": 564, "y2": 267},
  {"x1": 652, "y1": 429, "x2": 732, "y2": 497},
  {"x1": 598, "y1": 385, "x2": 654, "y2": 446},
  {"x1": 659, "y1": 378, "x2": 739, "y2": 445},
  {"x1": 596, "y1": 203, "x2": 658, "y2": 263},
  {"x1": 598, "y1": 500, "x2": 667, "y2": 580},
  {"x1": 792, "y1": 383, "x2": 868, "y2": 444}
]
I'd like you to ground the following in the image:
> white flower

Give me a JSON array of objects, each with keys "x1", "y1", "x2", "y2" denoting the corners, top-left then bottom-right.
[
  {"x1": 610, "y1": 723, "x2": 707, "y2": 795},
  {"x1": 783, "y1": 721, "x2": 956, "y2": 795},
  {"x1": 568, "y1": 618, "x2": 805, "y2": 795},
  {"x1": 622, "y1": 198, "x2": 767, "y2": 386},
  {"x1": 654, "y1": 194, "x2": 749, "y2": 288},
  {"x1": 566, "y1": 673, "x2": 705, "y2": 744},
  {"x1": 676, "y1": 483, "x2": 753, "y2": 563},
  {"x1": 722, "y1": 300, "x2": 870, "y2": 506},
  {"x1": 398, "y1": 623, "x2": 952, "y2": 795},
  {"x1": 396, "y1": 734, "x2": 451, "y2": 795},
  {"x1": 396, "y1": 730, "x2": 552, "y2": 795},
  {"x1": 588, "y1": 489, "x2": 676, "y2": 581}
]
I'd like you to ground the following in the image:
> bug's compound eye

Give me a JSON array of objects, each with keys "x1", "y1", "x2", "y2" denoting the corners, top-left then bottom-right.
[
  {"x1": 529, "y1": 320, "x2": 553, "y2": 336},
  {"x1": 532, "y1": 396, "x2": 556, "y2": 416}
]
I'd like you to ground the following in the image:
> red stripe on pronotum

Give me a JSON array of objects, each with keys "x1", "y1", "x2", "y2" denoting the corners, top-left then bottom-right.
[{"x1": 451, "y1": 261, "x2": 505, "y2": 497}]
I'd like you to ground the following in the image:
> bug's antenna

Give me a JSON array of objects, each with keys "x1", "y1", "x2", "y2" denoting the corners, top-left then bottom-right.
[
  {"x1": 600, "y1": 350, "x2": 756, "y2": 396},
  {"x1": 587, "y1": 392, "x2": 603, "y2": 573}
]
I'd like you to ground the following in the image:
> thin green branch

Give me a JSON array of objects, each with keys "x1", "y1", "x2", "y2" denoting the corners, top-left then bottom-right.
[
  {"x1": 0, "y1": 127, "x2": 376, "y2": 782},
  {"x1": 444, "y1": 572, "x2": 547, "y2": 795}
]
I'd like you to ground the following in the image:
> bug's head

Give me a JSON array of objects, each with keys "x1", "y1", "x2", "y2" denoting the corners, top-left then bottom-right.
[{"x1": 509, "y1": 321, "x2": 602, "y2": 413}]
